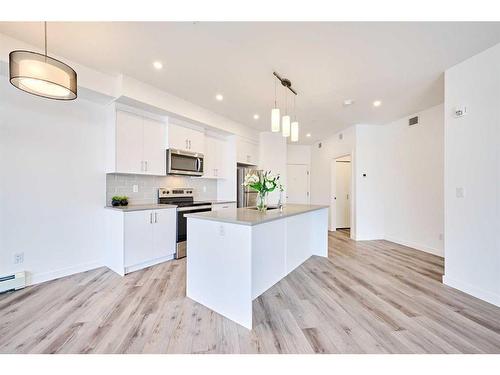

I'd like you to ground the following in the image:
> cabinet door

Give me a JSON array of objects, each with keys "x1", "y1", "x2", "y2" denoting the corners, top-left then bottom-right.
[
  {"x1": 116, "y1": 110, "x2": 144, "y2": 174},
  {"x1": 202, "y1": 136, "x2": 216, "y2": 178},
  {"x1": 215, "y1": 137, "x2": 227, "y2": 178},
  {"x1": 186, "y1": 128, "x2": 205, "y2": 154},
  {"x1": 143, "y1": 117, "x2": 166, "y2": 176},
  {"x1": 124, "y1": 210, "x2": 153, "y2": 267},
  {"x1": 168, "y1": 123, "x2": 189, "y2": 151},
  {"x1": 237, "y1": 138, "x2": 259, "y2": 166},
  {"x1": 151, "y1": 209, "x2": 176, "y2": 259}
]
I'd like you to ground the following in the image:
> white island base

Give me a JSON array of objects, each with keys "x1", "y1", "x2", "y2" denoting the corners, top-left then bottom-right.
[{"x1": 186, "y1": 205, "x2": 329, "y2": 329}]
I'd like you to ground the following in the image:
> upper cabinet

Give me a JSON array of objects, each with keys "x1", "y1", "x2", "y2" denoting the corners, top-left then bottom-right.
[
  {"x1": 109, "y1": 110, "x2": 167, "y2": 176},
  {"x1": 236, "y1": 137, "x2": 259, "y2": 166},
  {"x1": 167, "y1": 123, "x2": 205, "y2": 154},
  {"x1": 203, "y1": 136, "x2": 227, "y2": 179}
]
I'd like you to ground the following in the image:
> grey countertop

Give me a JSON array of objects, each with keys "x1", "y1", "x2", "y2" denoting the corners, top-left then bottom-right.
[
  {"x1": 105, "y1": 203, "x2": 177, "y2": 212},
  {"x1": 184, "y1": 204, "x2": 329, "y2": 226}
]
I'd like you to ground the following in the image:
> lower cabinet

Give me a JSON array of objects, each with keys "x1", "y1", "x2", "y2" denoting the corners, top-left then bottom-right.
[
  {"x1": 105, "y1": 208, "x2": 176, "y2": 275},
  {"x1": 211, "y1": 202, "x2": 237, "y2": 211}
]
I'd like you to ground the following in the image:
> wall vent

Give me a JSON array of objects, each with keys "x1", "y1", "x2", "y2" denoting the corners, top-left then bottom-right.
[
  {"x1": 0, "y1": 271, "x2": 26, "y2": 293},
  {"x1": 409, "y1": 116, "x2": 419, "y2": 126}
]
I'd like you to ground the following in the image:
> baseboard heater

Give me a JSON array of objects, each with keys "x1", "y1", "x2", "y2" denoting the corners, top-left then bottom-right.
[{"x1": 0, "y1": 271, "x2": 26, "y2": 293}]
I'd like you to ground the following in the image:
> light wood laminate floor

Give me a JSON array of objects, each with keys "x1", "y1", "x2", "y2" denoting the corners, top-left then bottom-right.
[{"x1": 1, "y1": 231, "x2": 500, "y2": 354}]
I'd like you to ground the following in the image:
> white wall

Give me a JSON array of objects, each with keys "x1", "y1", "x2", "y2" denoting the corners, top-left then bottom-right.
[
  {"x1": 287, "y1": 144, "x2": 311, "y2": 165},
  {"x1": 259, "y1": 132, "x2": 287, "y2": 205},
  {"x1": 382, "y1": 104, "x2": 444, "y2": 255},
  {"x1": 0, "y1": 80, "x2": 112, "y2": 285},
  {"x1": 443, "y1": 43, "x2": 500, "y2": 306},
  {"x1": 354, "y1": 125, "x2": 385, "y2": 240}
]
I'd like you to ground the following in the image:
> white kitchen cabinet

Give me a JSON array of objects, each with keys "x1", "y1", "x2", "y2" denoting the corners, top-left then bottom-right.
[
  {"x1": 110, "y1": 110, "x2": 166, "y2": 176},
  {"x1": 203, "y1": 136, "x2": 227, "y2": 179},
  {"x1": 105, "y1": 207, "x2": 176, "y2": 275},
  {"x1": 167, "y1": 123, "x2": 205, "y2": 154},
  {"x1": 211, "y1": 202, "x2": 237, "y2": 211},
  {"x1": 236, "y1": 137, "x2": 259, "y2": 165}
]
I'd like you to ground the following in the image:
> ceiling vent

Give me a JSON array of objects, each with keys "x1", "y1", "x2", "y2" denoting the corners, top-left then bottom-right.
[
  {"x1": 409, "y1": 116, "x2": 419, "y2": 126},
  {"x1": 338, "y1": 133, "x2": 343, "y2": 140}
]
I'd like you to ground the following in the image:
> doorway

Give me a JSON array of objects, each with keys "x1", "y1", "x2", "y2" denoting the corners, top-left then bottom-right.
[
  {"x1": 330, "y1": 155, "x2": 352, "y2": 235},
  {"x1": 286, "y1": 164, "x2": 310, "y2": 204}
]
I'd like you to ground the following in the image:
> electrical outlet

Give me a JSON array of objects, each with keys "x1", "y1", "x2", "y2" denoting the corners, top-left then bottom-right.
[
  {"x1": 14, "y1": 252, "x2": 24, "y2": 264},
  {"x1": 456, "y1": 187, "x2": 465, "y2": 198},
  {"x1": 439, "y1": 233, "x2": 444, "y2": 241},
  {"x1": 132, "y1": 184, "x2": 139, "y2": 193},
  {"x1": 219, "y1": 225, "x2": 225, "y2": 237},
  {"x1": 203, "y1": 186, "x2": 207, "y2": 193}
]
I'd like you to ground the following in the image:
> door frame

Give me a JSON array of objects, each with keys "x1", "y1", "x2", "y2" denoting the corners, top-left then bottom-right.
[
  {"x1": 330, "y1": 153, "x2": 355, "y2": 239},
  {"x1": 286, "y1": 163, "x2": 310, "y2": 204}
]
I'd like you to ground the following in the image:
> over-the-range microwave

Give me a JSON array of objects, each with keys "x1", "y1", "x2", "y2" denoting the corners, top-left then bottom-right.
[{"x1": 166, "y1": 148, "x2": 204, "y2": 176}]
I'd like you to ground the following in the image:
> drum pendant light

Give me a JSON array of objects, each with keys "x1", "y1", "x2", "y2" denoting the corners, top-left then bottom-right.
[
  {"x1": 291, "y1": 95, "x2": 299, "y2": 142},
  {"x1": 9, "y1": 22, "x2": 77, "y2": 100}
]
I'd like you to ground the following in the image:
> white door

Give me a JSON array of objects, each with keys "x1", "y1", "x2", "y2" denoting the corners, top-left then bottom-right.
[
  {"x1": 116, "y1": 110, "x2": 144, "y2": 174},
  {"x1": 335, "y1": 161, "x2": 351, "y2": 228},
  {"x1": 286, "y1": 164, "x2": 309, "y2": 204},
  {"x1": 142, "y1": 117, "x2": 166, "y2": 175},
  {"x1": 151, "y1": 209, "x2": 176, "y2": 260},
  {"x1": 124, "y1": 210, "x2": 153, "y2": 267}
]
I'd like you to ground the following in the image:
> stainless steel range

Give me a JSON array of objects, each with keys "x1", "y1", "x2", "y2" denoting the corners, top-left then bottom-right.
[{"x1": 158, "y1": 188, "x2": 211, "y2": 259}]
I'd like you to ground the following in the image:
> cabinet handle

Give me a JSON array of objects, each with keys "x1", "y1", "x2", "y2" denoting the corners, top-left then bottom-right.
[
  {"x1": 144, "y1": 161, "x2": 147, "y2": 172},
  {"x1": 185, "y1": 139, "x2": 188, "y2": 149},
  {"x1": 155, "y1": 212, "x2": 158, "y2": 223},
  {"x1": 141, "y1": 161, "x2": 144, "y2": 172},
  {"x1": 188, "y1": 140, "x2": 191, "y2": 149},
  {"x1": 150, "y1": 212, "x2": 153, "y2": 224}
]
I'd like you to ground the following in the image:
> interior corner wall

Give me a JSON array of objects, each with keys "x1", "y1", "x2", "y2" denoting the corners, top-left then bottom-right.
[
  {"x1": 443, "y1": 43, "x2": 500, "y2": 306},
  {"x1": 0, "y1": 79, "x2": 111, "y2": 285},
  {"x1": 382, "y1": 104, "x2": 444, "y2": 256}
]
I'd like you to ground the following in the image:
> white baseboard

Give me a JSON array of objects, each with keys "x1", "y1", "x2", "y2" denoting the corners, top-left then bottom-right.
[
  {"x1": 443, "y1": 275, "x2": 500, "y2": 307},
  {"x1": 28, "y1": 260, "x2": 103, "y2": 286},
  {"x1": 384, "y1": 236, "x2": 443, "y2": 257},
  {"x1": 124, "y1": 254, "x2": 174, "y2": 274}
]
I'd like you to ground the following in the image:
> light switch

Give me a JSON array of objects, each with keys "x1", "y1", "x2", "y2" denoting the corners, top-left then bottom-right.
[
  {"x1": 133, "y1": 184, "x2": 139, "y2": 193},
  {"x1": 456, "y1": 187, "x2": 465, "y2": 198}
]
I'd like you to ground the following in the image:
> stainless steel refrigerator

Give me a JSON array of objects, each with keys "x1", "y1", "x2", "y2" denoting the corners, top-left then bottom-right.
[{"x1": 237, "y1": 166, "x2": 262, "y2": 208}]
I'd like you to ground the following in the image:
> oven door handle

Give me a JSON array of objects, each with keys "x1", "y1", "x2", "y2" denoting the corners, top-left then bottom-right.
[{"x1": 177, "y1": 205, "x2": 212, "y2": 212}]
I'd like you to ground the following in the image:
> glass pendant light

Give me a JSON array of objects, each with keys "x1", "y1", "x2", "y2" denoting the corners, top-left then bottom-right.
[
  {"x1": 290, "y1": 95, "x2": 299, "y2": 142},
  {"x1": 282, "y1": 88, "x2": 290, "y2": 137},
  {"x1": 271, "y1": 79, "x2": 280, "y2": 132},
  {"x1": 9, "y1": 22, "x2": 77, "y2": 100},
  {"x1": 282, "y1": 115, "x2": 291, "y2": 137},
  {"x1": 291, "y1": 121, "x2": 299, "y2": 142}
]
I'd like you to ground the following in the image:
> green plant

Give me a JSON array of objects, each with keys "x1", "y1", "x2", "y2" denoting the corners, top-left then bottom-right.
[{"x1": 112, "y1": 196, "x2": 128, "y2": 201}]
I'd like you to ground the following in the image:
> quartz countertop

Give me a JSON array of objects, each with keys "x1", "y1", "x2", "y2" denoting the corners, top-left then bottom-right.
[
  {"x1": 184, "y1": 204, "x2": 329, "y2": 226},
  {"x1": 104, "y1": 203, "x2": 177, "y2": 212}
]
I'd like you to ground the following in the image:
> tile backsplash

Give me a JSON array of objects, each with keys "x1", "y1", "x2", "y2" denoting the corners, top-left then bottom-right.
[{"x1": 106, "y1": 174, "x2": 218, "y2": 205}]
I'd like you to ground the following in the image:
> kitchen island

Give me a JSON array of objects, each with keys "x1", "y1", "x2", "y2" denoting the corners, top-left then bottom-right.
[{"x1": 185, "y1": 204, "x2": 329, "y2": 329}]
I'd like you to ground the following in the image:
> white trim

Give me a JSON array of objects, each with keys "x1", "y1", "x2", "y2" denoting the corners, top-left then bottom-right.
[
  {"x1": 443, "y1": 275, "x2": 500, "y2": 307},
  {"x1": 28, "y1": 261, "x2": 103, "y2": 286},
  {"x1": 383, "y1": 236, "x2": 444, "y2": 257},
  {"x1": 124, "y1": 254, "x2": 174, "y2": 274}
]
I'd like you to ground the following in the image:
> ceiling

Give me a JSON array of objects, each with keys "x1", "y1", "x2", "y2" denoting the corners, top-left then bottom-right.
[{"x1": 1, "y1": 22, "x2": 500, "y2": 143}]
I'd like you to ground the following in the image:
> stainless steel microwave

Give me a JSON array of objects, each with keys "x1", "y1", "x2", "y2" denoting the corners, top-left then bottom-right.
[{"x1": 166, "y1": 149, "x2": 204, "y2": 176}]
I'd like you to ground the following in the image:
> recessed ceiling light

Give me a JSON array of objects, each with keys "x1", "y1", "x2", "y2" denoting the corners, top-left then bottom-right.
[
  {"x1": 343, "y1": 99, "x2": 354, "y2": 106},
  {"x1": 153, "y1": 61, "x2": 163, "y2": 70},
  {"x1": 306, "y1": 133, "x2": 311, "y2": 137},
  {"x1": 253, "y1": 114, "x2": 260, "y2": 120},
  {"x1": 215, "y1": 94, "x2": 223, "y2": 101},
  {"x1": 373, "y1": 100, "x2": 382, "y2": 107}
]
